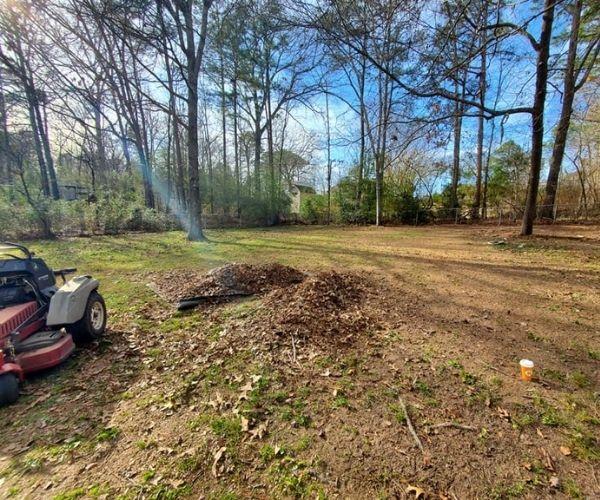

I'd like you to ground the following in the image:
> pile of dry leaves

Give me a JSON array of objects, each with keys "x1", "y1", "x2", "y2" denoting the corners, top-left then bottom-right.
[
  {"x1": 261, "y1": 271, "x2": 376, "y2": 344},
  {"x1": 149, "y1": 263, "x2": 305, "y2": 301}
]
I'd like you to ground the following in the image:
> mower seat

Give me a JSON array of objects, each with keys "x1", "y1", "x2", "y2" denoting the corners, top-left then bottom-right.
[{"x1": 14, "y1": 330, "x2": 68, "y2": 354}]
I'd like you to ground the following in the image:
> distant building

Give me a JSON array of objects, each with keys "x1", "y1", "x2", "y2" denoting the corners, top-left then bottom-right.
[
  {"x1": 59, "y1": 184, "x2": 89, "y2": 201},
  {"x1": 288, "y1": 182, "x2": 316, "y2": 214}
]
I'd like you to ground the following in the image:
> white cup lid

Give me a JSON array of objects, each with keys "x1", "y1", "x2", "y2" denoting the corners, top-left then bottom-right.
[{"x1": 520, "y1": 359, "x2": 534, "y2": 368}]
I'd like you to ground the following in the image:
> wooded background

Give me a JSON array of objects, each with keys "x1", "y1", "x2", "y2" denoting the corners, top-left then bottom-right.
[{"x1": 0, "y1": 0, "x2": 598, "y2": 239}]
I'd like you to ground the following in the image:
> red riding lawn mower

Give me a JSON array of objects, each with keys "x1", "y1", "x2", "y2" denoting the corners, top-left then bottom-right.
[{"x1": 0, "y1": 242, "x2": 107, "y2": 406}]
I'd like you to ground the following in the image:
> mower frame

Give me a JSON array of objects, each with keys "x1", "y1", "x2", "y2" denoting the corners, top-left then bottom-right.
[{"x1": 0, "y1": 242, "x2": 107, "y2": 405}]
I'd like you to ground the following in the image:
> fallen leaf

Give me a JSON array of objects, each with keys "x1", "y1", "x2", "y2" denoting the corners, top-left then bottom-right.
[
  {"x1": 211, "y1": 446, "x2": 226, "y2": 478},
  {"x1": 249, "y1": 421, "x2": 268, "y2": 440},
  {"x1": 241, "y1": 417, "x2": 250, "y2": 432},
  {"x1": 540, "y1": 447, "x2": 555, "y2": 472},
  {"x1": 496, "y1": 407, "x2": 510, "y2": 420},
  {"x1": 406, "y1": 485, "x2": 425, "y2": 499},
  {"x1": 559, "y1": 446, "x2": 571, "y2": 456}
]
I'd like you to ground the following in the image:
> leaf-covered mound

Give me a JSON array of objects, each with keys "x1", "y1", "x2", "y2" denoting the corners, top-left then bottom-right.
[
  {"x1": 258, "y1": 270, "x2": 377, "y2": 345},
  {"x1": 149, "y1": 263, "x2": 306, "y2": 301}
]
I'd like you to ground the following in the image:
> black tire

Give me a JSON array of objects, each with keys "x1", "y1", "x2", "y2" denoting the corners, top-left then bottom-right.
[
  {"x1": 0, "y1": 373, "x2": 19, "y2": 406},
  {"x1": 66, "y1": 290, "x2": 107, "y2": 345}
]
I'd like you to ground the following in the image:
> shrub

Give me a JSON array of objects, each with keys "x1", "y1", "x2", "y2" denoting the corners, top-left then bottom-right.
[{"x1": 299, "y1": 194, "x2": 329, "y2": 224}]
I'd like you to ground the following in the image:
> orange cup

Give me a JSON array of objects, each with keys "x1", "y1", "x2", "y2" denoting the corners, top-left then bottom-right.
[{"x1": 520, "y1": 359, "x2": 534, "y2": 381}]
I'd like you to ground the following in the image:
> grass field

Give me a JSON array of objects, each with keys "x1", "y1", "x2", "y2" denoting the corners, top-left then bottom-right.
[{"x1": 0, "y1": 224, "x2": 598, "y2": 499}]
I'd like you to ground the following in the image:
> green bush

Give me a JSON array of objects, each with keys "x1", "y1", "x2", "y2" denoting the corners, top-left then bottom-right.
[{"x1": 299, "y1": 194, "x2": 329, "y2": 224}]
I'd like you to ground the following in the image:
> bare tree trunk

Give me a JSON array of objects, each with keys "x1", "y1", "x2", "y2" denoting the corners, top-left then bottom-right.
[
  {"x1": 325, "y1": 90, "x2": 332, "y2": 224},
  {"x1": 451, "y1": 85, "x2": 463, "y2": 210},
  {"x1": 187, "y1": 67, "x2": 203, "y2": 239},
  {"x1": 375, "y1": 155, "x2": 383, "y2": 226},
  {"x1": 472, "y1": 1, "x2": 488, "y2": 218},
  {"x1": 253, "y1": 95, "x2": 262, "y2": 195},
  {"x1": 265, "y1": 62, "x2": 276, "y2": 215},
  {"x1": 521, "y1": 0, "x2": 556, "y2": 236},
  {"x1": 0, "y1": 68, "x2": 9, "y2": 183},
  {"x1": 93, "y1": 95, "x2": 107, "y2": 180},
  {"x1": 541, "y1": 0, "x2": 582, "y2": 219},
  {"x1": 220, "y1": 50, "x2": 228, "y2": 214},
  {"x1": 184, "y1": 0, "x2": 212, "y2": 240},
  {"x1": 232, "y1": 65, "x2": 240, "y2": 218},
  {"x1": 356, "y1": 53, "x2": 366, "y2": 210},
  {"x1": 24, "y1": 84, "x2": 50, "y2": 196},
  {"x1": 36, "y1": 95, "x2": 60, "y2": 200}
]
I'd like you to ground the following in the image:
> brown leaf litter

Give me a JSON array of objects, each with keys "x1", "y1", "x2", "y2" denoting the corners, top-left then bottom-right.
[{"x1": 148, "y1": 263, "x2": 305, "y2": 302}]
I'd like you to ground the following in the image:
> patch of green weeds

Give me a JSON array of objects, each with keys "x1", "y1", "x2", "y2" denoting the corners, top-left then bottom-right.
[
  {"x1": 526, "y1": 331, "x2": 544, "y2": 342},
  {"x1": 96, "y1": 427, "x2": 120, "y2": 442},
  {"x1": 512, "y1": 411, "x2": 537, "y2": 430},
  {"x1": 208, "y1": 491, "x2": 239, "y2": 500},
  {"x1": 490, "y1": 480, "x2": 529, "y2": 499},
  {"x1": 294, "y1": 436, "x2": 312, "y2": 452},
  {"x1": 315, "y1": 355, "x2": 333, "y2": 369},
  {"x1": 588, "y1": 349, "x2": 600, "y2": 361},
  {"x1": 140, "y1": 483, "x2": 192, "y2": 500},
  {"x1": 388, "y1": 403, "x2": 406, "y2": 424},
  {"x1": 7, "y1": 487, "x2": 20, "y2": 497},
  {"x1": 562, "y1": 478, "x2": 584, "y2": 499},
  {"x1": 533, "y1": 395, "x2": 566, "y2": 427},
  {"x1": 332, "y1": 393, "x2": 349, "y2": 409},
  {"x1": 268, "y1": 456, "x2": 323, "y2": 498},
  {"x1": 541, "y1": 369, "x2": 566, "y2": 383},
  {"x1": 569, "y1": 428, "x2": 600, "y2": 461},
  {"x1": 158, "y1": 313, "x2": 204, "y2": 334},
  {"x1": 177, "y1": 454, "x2": 203, "y2": 474},
  {"x1": 413, "y1": 379, "x2": 433, "y2": 396},
  {"x1": 211, "y1": 416, "x2": 243, "y2": 443},
  {"x1": 447, "y1": 359, "x2": 463, "y2": 369},
  {"x1": 141, "y1": 470, "x2": 156, "y2": 483},
  {"x1": 461, "y1": 371, "x2": 478, "y2": 386},
  {"x1": 569, "y1": 371, "x2": 591, "y2": 388},
  {"x1": 259, "y1": 444, "x2": 278, "y2": 462},
  {"x1": 52, "y1": 488, "x2": 86, "y2": 500},
  {"x1": 477, "y1": 427, "x2": 489, "y2": 444},
  {"x1": 135, "y1": 440, "x2": 154, "y2": 450},
  {"x1": 269, "y1": 390, "x2": 288, "y2": 404}
]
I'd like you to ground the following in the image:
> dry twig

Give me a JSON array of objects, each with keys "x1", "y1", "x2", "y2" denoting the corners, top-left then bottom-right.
[
  {"x1": 427, "y1": 422, "x2": 477, "y2": 431},
  {"x1": 397, "y1": 396, "x2": 424, "y2": 453}
]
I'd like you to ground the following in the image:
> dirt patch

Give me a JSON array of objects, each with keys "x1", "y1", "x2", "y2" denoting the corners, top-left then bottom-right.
[{"x1": 149, "y1": 263, "x2": 305, "y2": 302}]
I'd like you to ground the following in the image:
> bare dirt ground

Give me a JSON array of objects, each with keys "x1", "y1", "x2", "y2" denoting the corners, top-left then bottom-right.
[{"x1": 0, "y1": 224, "x2": 598, "y2": 499}]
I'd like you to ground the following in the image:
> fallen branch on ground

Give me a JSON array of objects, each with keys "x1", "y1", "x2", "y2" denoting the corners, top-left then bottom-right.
[
  {"x1": 426, "y1": 422, "x2": 478, "y2": 431},
  {"x1": 397, "y1": 396, "x2": 424, "y2": 453}
]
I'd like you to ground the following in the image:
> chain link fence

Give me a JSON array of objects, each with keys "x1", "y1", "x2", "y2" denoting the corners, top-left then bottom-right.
[{"x1": 412, "y1": 203, "x2": 600, "y2": 226}]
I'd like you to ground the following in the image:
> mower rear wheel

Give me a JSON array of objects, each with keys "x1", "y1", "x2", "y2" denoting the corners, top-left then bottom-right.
[
  {"x1": 0, "y1": 373, "x2": 19, "y2": 406},
  {"x1": 67, "y1": 290, "x2": 107, "y2": 345}
]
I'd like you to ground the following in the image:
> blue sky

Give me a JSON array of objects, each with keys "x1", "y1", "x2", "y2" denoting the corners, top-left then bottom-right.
[{"x1": 290, "y1": 0, "x2": 578, "y2": 192}]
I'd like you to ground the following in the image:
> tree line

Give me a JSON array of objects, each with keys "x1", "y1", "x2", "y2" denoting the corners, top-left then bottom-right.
[{"x1": 0, "y1": 0, "x2": 598, "y2": 239}]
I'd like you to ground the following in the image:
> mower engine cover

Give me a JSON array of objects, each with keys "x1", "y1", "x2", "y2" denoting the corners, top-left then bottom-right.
[{"x1": 46, "y1": 275, "x2": 99, "y2": 326}]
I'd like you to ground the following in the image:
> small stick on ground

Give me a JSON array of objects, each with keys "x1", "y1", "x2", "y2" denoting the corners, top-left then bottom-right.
[
  {"x1": 397, "y1": 396, "x2": 424, "y2": 453},
  {"x1": 291, "y1": 332, "x2": 299, "y2": 365},
  {"x1": 474, "y1": 360, "x2": 511, "y2": 377},
  {"x1": 427, "y1": 422, "x2": 478, "y2": 431}
]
